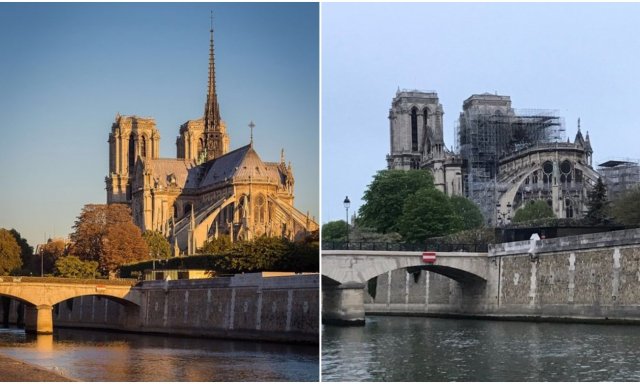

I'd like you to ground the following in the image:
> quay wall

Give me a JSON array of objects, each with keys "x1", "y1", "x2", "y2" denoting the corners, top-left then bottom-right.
[
  {"x1": 365, "y1": 228, "x2": 640, "y2": 323},
  {"x1": 1, "y1": 274, "x2": 319, "y2": 343}
]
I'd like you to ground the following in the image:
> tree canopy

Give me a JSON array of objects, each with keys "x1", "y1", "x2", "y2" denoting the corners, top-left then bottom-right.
[
  {"x1": 398, "y1": 187, "x2": 462, "y2": 241},
  {"x1": 40, "y1": 238, "x2": 67, "y2": 275},
  {"x1": 142, "y1": 230, "x2": 172, "y2": 260},
  {"x1": 321, "y1": 220, "x2": 348, "y2": 242},
  {"x1": 358, "y1": 170, "x2": 435, "y2": 234},
  {"x1": 199, "y1": 236, "x2": 232, "y2": 255},
  {"x1": 585, "y1": 177, "x2": 610, "y2": 224},
  {"x1": 0, "y1": 228, "x2": 22, "y2": 275},
  {"x1": 70, "y1": 204, "x2": 149, "y2": 275},
  {"x1": 450, "y1": 195, "x2": 484, "y2": 230},
  {"x1": 512, "y1": 200, "x2": 556, "y2": 223},
  {"x1": 54, "y1": 256, "x2": 99, "y2": 278},
  {"x1": 9, "y1": 229, "x2": 33, "y2": 274},
  {"x1": 611, "y1": 187, "x2": 640, "y2": 226}
]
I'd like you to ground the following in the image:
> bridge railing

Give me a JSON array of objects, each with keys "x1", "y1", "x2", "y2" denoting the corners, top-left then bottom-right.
[
  {"x1": 0, "y1": 276, "x2": 139, "y2": 286},
  {"x1": 322, "y1": 242, "x2": 489, "y2": 253}
]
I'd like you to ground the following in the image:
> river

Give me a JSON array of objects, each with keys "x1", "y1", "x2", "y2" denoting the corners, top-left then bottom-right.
[
  {"x1": 322, "y1": 316, "x2": 640, "y2": 381},
  {"x1": 0, "y1": 327, "x2": 318, "y2": 381}
]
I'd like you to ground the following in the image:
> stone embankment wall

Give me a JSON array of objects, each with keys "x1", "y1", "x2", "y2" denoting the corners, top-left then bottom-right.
[
  {"x1": 1, "y1": 274, "x2": 318, "y2": 343},
  {"x1": 366, "y1": 228, "x2": 640, "y2": 323}
]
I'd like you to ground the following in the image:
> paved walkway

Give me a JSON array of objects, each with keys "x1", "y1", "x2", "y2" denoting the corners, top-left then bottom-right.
[{"x1": 0, "y1": 353, "x2": 74, "y2": 382}]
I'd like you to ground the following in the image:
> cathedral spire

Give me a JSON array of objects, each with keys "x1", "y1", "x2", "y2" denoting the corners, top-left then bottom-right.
[{"x1": 204, "y1": 11, "x2": 221, "y2": 135}]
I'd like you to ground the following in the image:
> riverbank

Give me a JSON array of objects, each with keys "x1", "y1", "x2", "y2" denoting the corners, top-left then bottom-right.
[{"x1": 0, "y1": 353, "x2": 74, "y2": 382}]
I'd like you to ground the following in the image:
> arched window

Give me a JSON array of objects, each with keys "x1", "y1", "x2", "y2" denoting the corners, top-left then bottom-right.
[
  {"x1": 184, "y1": 203, "x2": 192, "y2": 216},
  {"x1": 198, "y1": 137, "x2": 204, "y2": 155},
  {"x1": 423, "y1": 107, "x2": 429, "y2": 132},
  {"x1": 565, "y1": 199, "x2": 574, "y2": 218},
  {"x1": 411, "y1": 107, "x2": 418, "y2": 151},
  {"x1": 128, "y1": 135, "x2": 136, "y2": 167},
  {"x1": 140, "y1": 136, "x2": 147, "y2": 158}
]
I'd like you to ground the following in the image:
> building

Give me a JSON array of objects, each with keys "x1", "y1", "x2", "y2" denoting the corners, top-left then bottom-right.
[
  {"x1": 598, "y1": 159, "x2": 640, "y2": 201},
  {"x1": 106, "y1": 24, "x2": 318, "y2": 255},
  {"x1": 388, "y1": 90, "x2": 600, "y2": 226}
]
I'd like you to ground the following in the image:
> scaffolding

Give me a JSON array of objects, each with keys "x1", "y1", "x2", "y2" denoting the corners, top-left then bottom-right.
[
  {"x1": 598, "y1": 159, "x2": 640, "y2": 201},
  {"x1": 456, "y1": 109, "x2": 565, "y2": 224}
]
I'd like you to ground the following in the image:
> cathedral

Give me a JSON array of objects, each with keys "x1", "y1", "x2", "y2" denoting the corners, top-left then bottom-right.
[
  {"x1": 387, "y1": 90, "x2": 600, "y2": 226},
  {"x1": 105, "y1": 24, "x2": 318, "y2": 255}
]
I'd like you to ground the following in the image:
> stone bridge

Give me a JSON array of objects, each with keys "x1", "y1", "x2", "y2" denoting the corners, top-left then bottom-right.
[
  {"x1": 322, "y1": 250, "x2": 489, "y2": 325},
  {"x1": 0, "y1": 277, "x2": 141, "y2": 334}
]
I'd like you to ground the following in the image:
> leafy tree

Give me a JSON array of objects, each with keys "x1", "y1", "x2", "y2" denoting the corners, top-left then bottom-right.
[
  {"x1": 70, "y1": 204, "x2": 149, "y2": 275},
  {"x1": 39, "y1": 239, "x2": 66, "y2": 275},
  {"x1": 54, "y1": 256, "x2": 99, "y2": 278},
  {"x1": 359, "y1": 169, "x2": 435, "y2": 233},
  {"x1": 611, "y1": 187, "x2": 640, "y2": 226},
  {"x1": 512, "y1": 200, "x2": 555, "y2": 223},
  {"x1": 0, "y1": 228, "x2": 22, "y2": 275},
  {"x1": 449, "y1": 196, "x2": 484, "y2": 231},
  {"x1": 397, "y1": 188, "x2": 461, "y2": 242},
  {"x1": 8, "y1": 229, "x2": 34, "y2": 274},
  {"x1": 199, "y1": 236, "x2": 232, "y2": 255},
  {"x1": 100, "y1": 221, "x2": 149, "y2": 274},
  {"x1": 585, "y1": 177, "x2": 610, "y2": 224},
  {"x1": 321, "y1": 220, "x2": 348, "y2": 242},
  {"x1": 142, "y1": 230, "x2": 171, "y2": 260}
]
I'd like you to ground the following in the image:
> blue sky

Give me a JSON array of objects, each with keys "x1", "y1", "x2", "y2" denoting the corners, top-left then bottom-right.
[
  {"x1": 322, "y1": 2, "x2": 640, "y2": 224},
  {"x1": 0, "y1": 3, "x2": 319, "y2": 247}
]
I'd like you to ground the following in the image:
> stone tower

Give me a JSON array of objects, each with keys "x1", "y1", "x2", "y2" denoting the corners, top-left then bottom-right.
[
  {"x1": 106, "y1": 115, "x2": 160, "y2": 204},
  {"x1": 177, "y1": 20, "x2": 229, "y2": 163}
]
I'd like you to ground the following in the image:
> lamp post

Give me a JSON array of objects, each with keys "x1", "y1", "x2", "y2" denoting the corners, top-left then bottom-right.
[{"x1": 343, "y1": 196, "x2": 351, "y2": 246}]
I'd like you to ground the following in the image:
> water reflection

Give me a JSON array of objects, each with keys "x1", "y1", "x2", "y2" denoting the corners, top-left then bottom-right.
[
  {"x1": 0, "y1": 327, "x2": 318, "y2": 381},
  {"x1": 323, "y1": 316, "x2": 640, "y2": 381}
]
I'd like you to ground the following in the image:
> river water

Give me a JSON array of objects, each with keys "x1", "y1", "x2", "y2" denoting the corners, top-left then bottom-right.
[
  {"x1": 0, "y1": 327, "x2": 318, "y2": 381},
  {"x1": 322, "y1": 316, "x2": 640, "y2": 381}
]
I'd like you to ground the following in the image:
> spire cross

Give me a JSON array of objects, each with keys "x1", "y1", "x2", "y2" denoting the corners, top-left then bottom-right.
[{"x1": 249, "y1": 121, "x2": 255, "y2": 145}]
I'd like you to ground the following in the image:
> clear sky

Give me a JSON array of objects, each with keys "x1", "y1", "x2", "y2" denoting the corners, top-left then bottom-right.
[
  {"x1": 0, "y1": 3, "x2": 319, "y2": 248},
  {"x1": 322, "y1": 2, "x2": 640, "y2": 224}
]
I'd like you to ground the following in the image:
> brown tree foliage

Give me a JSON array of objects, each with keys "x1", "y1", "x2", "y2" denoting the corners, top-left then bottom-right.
[
  {"x1": 0, "y1": 228, "x2": 22, "y2": 275},
  {"x1": 40, "y1": 239, "x2": 67, "y2": 274},
  {"x1": 70, "y1": 204, "x2": 149, "y2": 274}
]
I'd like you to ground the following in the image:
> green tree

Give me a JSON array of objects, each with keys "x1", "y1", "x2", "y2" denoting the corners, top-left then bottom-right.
[
  {"x1": 611, "y1": 187, "x2": 640, "y2": 226},
  {"x1": 321, "y1": 220, "x2": 348, "y2": 242},
  {"x1": 199, "y1": 236, "x2": 232, "y2": 255},
  {"x1": 0, "y1": 228, "x2": 22, "y2": 275},
  {"x1": 512, "y1": 200, "x2": 555, "y2": 223},
  {"x1": 359, "y1": 169, "x2": 435, "y2": 233},
  {"x1": 398, "y1": 188, "x2": 461, "y2": 242},
  {"x1": 9, "y1": 229, "x2": 34, "y2": 274},
  {"x1": 585, "y1": 177, "x2": 610, "y2": 224},
  {"x1": 449, "y1": 195, "x2": 484, "y2": 231},
  {"x1": 54, "y1": 256, "x2": 99, "y2": 278},
  {"x1": 142, "y1": 230, "x2": 171, "y2": 260}
]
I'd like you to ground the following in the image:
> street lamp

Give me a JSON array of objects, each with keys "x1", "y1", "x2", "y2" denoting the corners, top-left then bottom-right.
[{"x1": 343, "y1": 196, "x2": 351, "y2": 246}]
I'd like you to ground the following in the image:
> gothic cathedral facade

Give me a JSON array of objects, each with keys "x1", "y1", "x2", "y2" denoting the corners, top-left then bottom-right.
[{"x1": 106, "y1": 25, "x2": 318, "y2": 255}]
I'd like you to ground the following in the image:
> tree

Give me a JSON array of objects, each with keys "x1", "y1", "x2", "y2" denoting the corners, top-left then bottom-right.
[
  {"x1": 39, "y1": 239, "x2": 66, "y2": 275},
  {"x1": 611, "y1": 187, "x2": 640, "y2": 226},
  {"x1": 54, "y1": 256, "x2": 99, "y2": 278},
  {"x1": 585, "y1": 177, "x2": 610, "y2": 224},
  {"x1": 142, "y1": 231, "x2": 172, "y2": 260},
  {"x1": 100, "y1": 221, "x2": 149, "y2": 274},
  {"x1": 397, "y1": 188, "x2": 461, "y2": 242},
  {"x1": 321, "y1": 220, "x2": 348, "y2": 242},
  {"x1": 359, "y1": 169, "x2": 435, "y2": 233},
  {"x1": 449, "y1": 196, "x2": 484, "y2": 231},
  {"x1": 8, "y1": 229, "x2": 34, "y2": 274},
  {"x1": 70, "y1": 204, "x2": 149, "y2": 275},
  {"x1": 199, "y1": 236, "x2": 232, "y2": 255},
  {"x1": 0, "y1": 228, "x2": 22, "y2": 275},
  {"x1": 512, "y1": 200, "x2": 555, "y2": 223}
]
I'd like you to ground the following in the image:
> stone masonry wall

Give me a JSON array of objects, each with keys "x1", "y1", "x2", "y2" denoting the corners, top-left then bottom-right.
[{"x1": 1, "y1": 274, "x2": 318, "y2": 343}]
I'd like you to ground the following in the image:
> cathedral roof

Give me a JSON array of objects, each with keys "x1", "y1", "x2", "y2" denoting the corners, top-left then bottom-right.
[{"x1": 144, "y1": 158, "x2": 194, "y2": 188}]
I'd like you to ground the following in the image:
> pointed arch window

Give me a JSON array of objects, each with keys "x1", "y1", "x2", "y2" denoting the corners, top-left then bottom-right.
[
  {"x1": 128, "y1": 134, "x2": 136, "y2": 168},
  {"x1": 140, "y1": 136, "x2": 147, "y2": 158},
  {"x1": 411, "y1": 107, "x2": 418, "y2": 151}
]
